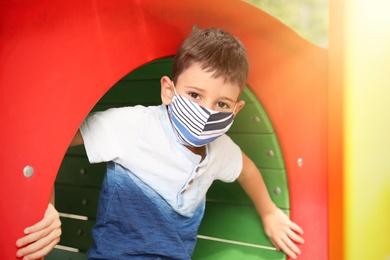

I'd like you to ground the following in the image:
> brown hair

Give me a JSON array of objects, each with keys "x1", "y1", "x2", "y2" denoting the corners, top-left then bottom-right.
[{"x1": 172, "y1": 28, "x2": 249, "y2": 90}]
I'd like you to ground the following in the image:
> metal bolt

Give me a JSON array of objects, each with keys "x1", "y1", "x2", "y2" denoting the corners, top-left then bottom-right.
[
  {"x1": 23, "y1": 165, "x2": 34, "y2": 178},
  {"x1": 297, "y1": 158, "x2": 303, "y2": 167},
  {"x1": 266, "y1": 150, "x2": 274, "y2": 157},
  {"x1": 81, "y1": 198, "x2": 88, "y2": 206},
  {"x1": 251, "y1": 115, "x2": 260, "y2": 123},
  {"x1": 274, "y1": 187, "x2": 281, "y2": 195}
]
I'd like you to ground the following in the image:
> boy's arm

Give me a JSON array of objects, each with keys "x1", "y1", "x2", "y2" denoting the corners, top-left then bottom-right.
[
  {"x1": 70, "y1": 129, "x2": 84, "y2": 146},
  {"x1": 237, "y1": 152, "x2": 304, "y2": 259},
  {"x1": 16, "y1": 130, "x2": 83, "y2": 259}
]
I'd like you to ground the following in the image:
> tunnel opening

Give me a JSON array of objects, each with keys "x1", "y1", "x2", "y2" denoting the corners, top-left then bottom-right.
[{"x1": 49, "y1": 57, "x2": 290, "y2": 260}]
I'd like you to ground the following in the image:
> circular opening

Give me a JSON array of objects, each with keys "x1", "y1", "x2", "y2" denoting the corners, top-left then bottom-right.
[{"x1": 53, "y1": 57, "x2": 290, "y2": 259}]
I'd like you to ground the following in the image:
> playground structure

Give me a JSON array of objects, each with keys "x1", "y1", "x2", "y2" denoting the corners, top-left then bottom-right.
[{"x1": 1, "y1": 0, "x2": 389, "y2": 259}]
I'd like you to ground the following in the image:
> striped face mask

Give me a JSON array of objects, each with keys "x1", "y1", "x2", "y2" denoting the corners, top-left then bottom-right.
[{"x1": 168, "y1": 82, "x2": 236, "y2": 147}]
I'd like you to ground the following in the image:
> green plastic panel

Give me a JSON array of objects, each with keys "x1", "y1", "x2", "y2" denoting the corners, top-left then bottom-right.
[
  {"x1": 195, "y1": 202, "x2": 288, "y2": 260},
  {"x1": 55, "y1": 185, "x2": 100, "y2": 218},
  {"x1": 98, "y1": 80, "x2": 161, "y2": 105},
  {"x1": 59, "y1": 217, "x2": 95, "y2": 252},
  {"x1": 46, "y1": 248, "x2": 87, "y2": 260},
  {"x1": 229, "y1": 102, "x2": 275, "y2": 134},
  {"x1": 228, "y1": 133, "x2": 285, "y2": 170},
  {"x1": 206, "y1": 180, "x2": 252, "y2": 204},
  {"x1": 260, "y1": 169, "x2": 290, "y2": 209},
  {"x1": 66, "y1": 145, "x2": 88, "y2": 156},
  {"x1": 193, "y1": 239, "x2": 285, "y2": 260},
  {"x1": 206, "y1": 168, "x2": 289, "y2": 209},
  {"x1": 56, "y1": 157, "x2": 105, "y2": 188},
  {"x1": 229, "y1": 88, "x2": 274, "y2": 134},
  {"x1": 122, "y1": 57, "x2": 174, "y2": 80}
]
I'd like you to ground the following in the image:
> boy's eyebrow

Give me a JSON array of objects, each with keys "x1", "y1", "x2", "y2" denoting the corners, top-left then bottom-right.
[
  {"x1": 221, "y1": 96, "x2": 237, "y2": 103},
  {"x1": 185, "y1": 85, "x2": 205, "y2": 92},
  {"x1": 185, "y1": 85, "x2": 237, "y2": 103}
]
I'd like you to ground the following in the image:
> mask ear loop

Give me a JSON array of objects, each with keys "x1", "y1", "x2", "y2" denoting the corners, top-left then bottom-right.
[
  {"x1": 232, "y1": 103, "x2": 238, "y2": 115},
  {"x1": 171, "y1": 80, "x2": 177, "y2": 95}
]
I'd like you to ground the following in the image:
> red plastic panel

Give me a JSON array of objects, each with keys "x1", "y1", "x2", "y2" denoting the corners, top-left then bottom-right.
[{"x1": 0, "y1": 1, "x2": 327, "y2": 259}]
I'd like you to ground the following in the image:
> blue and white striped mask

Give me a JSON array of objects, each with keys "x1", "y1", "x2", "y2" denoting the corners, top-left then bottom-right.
[{"x1": 168, "y1": 83, "x2": 236, "y2": 147}]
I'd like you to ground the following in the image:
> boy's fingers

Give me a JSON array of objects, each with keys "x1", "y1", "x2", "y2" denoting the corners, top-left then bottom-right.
[
  {"x1": 25, "y1": 204, "x2": 59, "y2": 234},
  {"x1": 287, "y1": 229, "x2": 305, "y2": 244},
  {"x1": 23, "y1": 216, "x2": 51, "y2": 235},
  {"x1": 16, "y1": 216, "x2": 61, "y2": 248},
  {"x1": 16, "y1": 227, "x2": 61, "y2": 258},
  {"x1": 16, "y1": 229, "x2": 46, "y2": 248},
  {"x1": 278, "y1": 240, "x2": 297, "y2": 259},
  {"x1": 17, "y1": 237, "x2": 60, "y2": 260},
  {"x1": 283, "y1": 237, "x2": 301, "y2": 259},
  {"x1": 289, "y1": 221, "x2": 304, "y2": 235}
]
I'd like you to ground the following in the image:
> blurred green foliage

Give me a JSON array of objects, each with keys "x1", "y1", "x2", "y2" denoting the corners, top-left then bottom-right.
[{"x1": 244, "y1": 0, "x2": 328, "y2": 48}]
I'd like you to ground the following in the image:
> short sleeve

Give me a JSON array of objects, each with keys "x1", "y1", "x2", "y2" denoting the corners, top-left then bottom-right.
[
  {"x1": 210, "y1": 134, "x2": 243, "y2": 182},
  {"x1": 79, "y1": 106, "x2": 145, "y2": 164}
]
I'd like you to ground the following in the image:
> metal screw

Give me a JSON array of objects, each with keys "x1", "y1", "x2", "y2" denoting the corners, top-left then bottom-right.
[
  {"x1": 266, "y1": 150, "x2": 274, "y2": 157},
  {"x1": 274, "y1": 187, "x2": 281, "y2": 195},
  {"x1": 297, "y1": 158, "x2": 303, "y2": 167},
  {"x1": 23, "y1": 165, "x2": 34, "y2": 178},
  {"x1": 251, "y1": 116, "x2": 260, "y2": 123}
]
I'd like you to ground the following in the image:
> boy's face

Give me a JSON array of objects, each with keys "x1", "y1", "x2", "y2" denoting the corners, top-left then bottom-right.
[{"x1": 161, "y1": 62, "x2": 245, "y2": 115}]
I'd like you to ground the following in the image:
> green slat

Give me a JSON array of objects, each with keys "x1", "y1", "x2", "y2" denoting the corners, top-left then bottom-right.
[
  {"x1": 261, "y1": 169, "x2": 290, "y2": 209},
  {"x1": 207, "y1": 168, "x2": 289, "y2": 209},
  {"x1": 56, "y1": 157, "x2": 105, "y2": 188},
  {"x1": 198, "y1": 202, "x2": 289, "y2": 250},
  {"x1": 59, "y1": 217, "x2": 94, "y2": 252},
  {"x1": 240, "y1": 86, "x2": 260, "y2": 103},
  {"x1": 206, "y1": 180, "x2": 251, "y2": 204},
  {"x1": 98, "y1": 80, "x2": 161, "y2": 104},
  {"x1": 66, "y1": 146, "x2": 87, "y2": 156},
  {"x1": 193, "y1": 239, "x2": 285, "y2": 260},
  {"x1": 229, "y1": 102, "x2": 274, "y2": 134},
  {"x1": 228, "y1": 133, "x2": 285, "y2": 170},
  {"x1": 122, "y1": 57, "x2": 174, "y2": 80},
  {"x1": 46, "y1": 248, "x2": 87, "y2": 260},
  {"x1": 55, "y1": 185, "x2": 100, "y2": 218}
]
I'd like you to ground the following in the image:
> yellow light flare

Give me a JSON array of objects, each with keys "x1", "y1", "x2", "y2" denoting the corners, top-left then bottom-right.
[{"x1": 344, "y1": 0, "x2": 390, "y2": 259}]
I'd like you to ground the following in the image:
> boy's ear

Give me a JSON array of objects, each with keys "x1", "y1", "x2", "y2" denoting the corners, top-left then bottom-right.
[
  {"x1": 161, "y1": 76, "x2": 174, "y2": 105},
  {"x1": 233, "y1": 100, "x2": 246, "y2": 117}
]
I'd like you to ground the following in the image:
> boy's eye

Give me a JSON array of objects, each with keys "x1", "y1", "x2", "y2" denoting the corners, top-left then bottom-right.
[
  {"x1": 217, "y1": 102, "x2": 229, "y2": 109},
  {"x1": 188, "y1": 92, "x2": 200, "y2": 99}
]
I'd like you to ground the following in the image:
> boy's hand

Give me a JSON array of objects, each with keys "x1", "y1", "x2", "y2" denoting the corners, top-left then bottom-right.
[
  {"x1": 262, "y1": 208, "x2": 304, "y2": 259},
  {"x1": 16, "y1": 203, "x2": 61, "y2": 260}
]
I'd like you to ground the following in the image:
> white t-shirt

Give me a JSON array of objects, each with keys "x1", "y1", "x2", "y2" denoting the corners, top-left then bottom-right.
[{"x1": 80, "y1": 104, "x2": 242, "y2": 217}]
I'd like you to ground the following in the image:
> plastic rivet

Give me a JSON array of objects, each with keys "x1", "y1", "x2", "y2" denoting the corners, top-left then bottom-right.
[
  {"x1": 266, "y1": 150, "x2": 274, "y2": 157},
  {"x1": 192, "y1": 25, "x2": 199, "y2": 31},
  {"x1": 251, "y1": 116, "x2": 260, "y2": 123},
  {"x1": 298, "y1": 158, "x2": 303, "y2": 167},
  {"x1": 80, "y1": 168, "x2": 86, "y2": 175},
  {"x1": 23, "y1": 165, "x2": 34, "y2": 178},
  {"x1": 274, "y1": 187, "x2": 281, "y2": 195},
  {"x1": 76, "y1": 229, "x2": 83, "y2": 236}
]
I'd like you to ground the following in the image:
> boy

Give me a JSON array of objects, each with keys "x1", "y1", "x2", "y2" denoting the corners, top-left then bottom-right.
[{"x1": 17, "y1": 28, "x2": 304, "y2": 259}]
